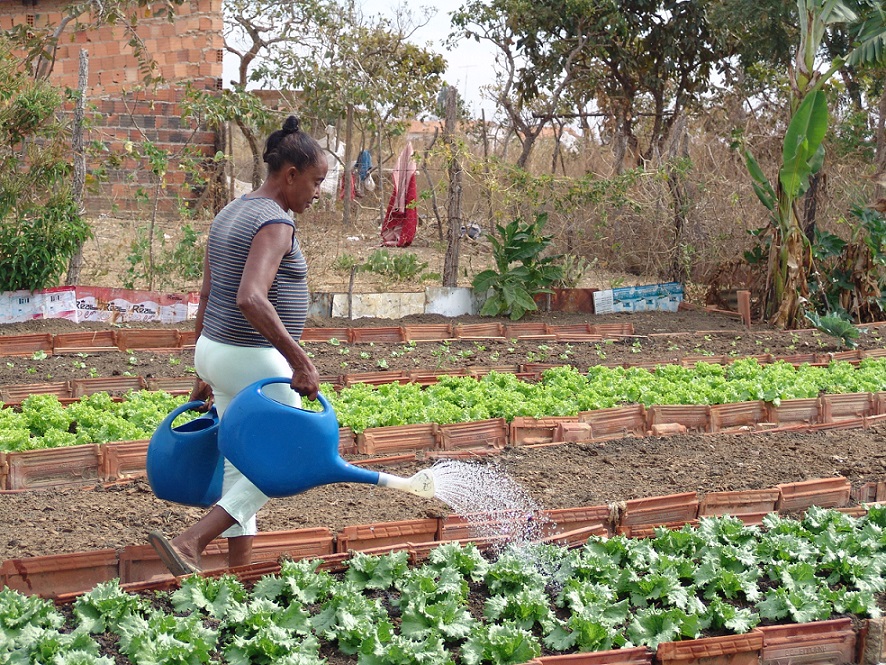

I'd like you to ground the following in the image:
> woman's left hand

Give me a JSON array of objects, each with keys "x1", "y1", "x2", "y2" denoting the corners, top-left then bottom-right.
[{"x1": 189, "y1": 378, "x2": 214, "y2": 411}]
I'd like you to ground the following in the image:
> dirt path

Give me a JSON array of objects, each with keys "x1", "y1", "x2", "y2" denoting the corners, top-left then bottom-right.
[{"x1": 1, "y1": 424, "x2": 884, "y2": 561}]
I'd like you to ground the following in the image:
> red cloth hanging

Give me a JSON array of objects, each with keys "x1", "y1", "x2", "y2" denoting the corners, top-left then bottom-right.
[
  {"x1": 380, "y1": 143, "x2": 418, "y2": 247},
  {"x1": 380, "y1": 173, "x2": 417, "y2": 247}
]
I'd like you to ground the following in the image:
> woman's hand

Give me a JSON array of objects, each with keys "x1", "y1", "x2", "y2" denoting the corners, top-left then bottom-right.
[
  {"x1": 290, "y1": 355, "x2": 320, "y2": 401},
  {"x1": 189, "y1": 378, "x2": 214, "y2": 411}
]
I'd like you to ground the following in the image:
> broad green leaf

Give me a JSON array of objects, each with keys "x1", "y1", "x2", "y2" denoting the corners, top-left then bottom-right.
[{"x1": 779, "y1": 90, "x2": 829, "y2": 198}]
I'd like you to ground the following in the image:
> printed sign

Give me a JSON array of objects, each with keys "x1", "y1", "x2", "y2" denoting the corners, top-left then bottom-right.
[{"x1": 594, "y1": 282, "x2": 683, "y2": 314}]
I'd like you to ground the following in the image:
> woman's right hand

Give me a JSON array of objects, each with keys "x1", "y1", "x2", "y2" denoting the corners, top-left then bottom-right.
[{"x1": 290, "y1": 359, "x2": 320, "y2": 402}]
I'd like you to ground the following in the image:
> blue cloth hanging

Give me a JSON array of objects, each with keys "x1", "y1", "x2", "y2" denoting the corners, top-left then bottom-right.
[{"x1": 356, "y1": 150, "x2": 372, "y2": 181}]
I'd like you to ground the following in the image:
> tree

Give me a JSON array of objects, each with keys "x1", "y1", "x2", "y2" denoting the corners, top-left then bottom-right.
[
  {"x1": 451, "y1": 0, "x2": 589, "y2": 169},
  {"x1": 223, "y1": 0, "x2": 332, "y2": 187},
  {"x1": 263, "y1": 1, "x2": 445, "y2": 224},
  {"x1": 739, "y1": 0, "x2": 886, "y2": 328},
  {"x1": 0, "y1": 37, "x2": 91, "y2": 292}
]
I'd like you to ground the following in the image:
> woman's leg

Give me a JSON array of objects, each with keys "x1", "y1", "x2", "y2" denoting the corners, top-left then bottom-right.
[{"x1": 158, "y1": 337, "x2": 297, "y2": 570}]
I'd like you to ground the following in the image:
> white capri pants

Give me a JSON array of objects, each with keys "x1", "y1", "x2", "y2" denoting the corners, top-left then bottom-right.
[{"x1": 195, "y1": 335, "x2": 299, "y2": 538}]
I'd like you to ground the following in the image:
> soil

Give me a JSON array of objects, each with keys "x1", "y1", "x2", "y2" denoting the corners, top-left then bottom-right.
[{"x1": 2, "y1": 309, "x2": 886, "y2": 563}]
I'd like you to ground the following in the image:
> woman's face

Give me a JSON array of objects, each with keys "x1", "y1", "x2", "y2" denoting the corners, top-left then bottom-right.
[{"x1": 285, "y1": 160, "x2": 328, "y2": 214}]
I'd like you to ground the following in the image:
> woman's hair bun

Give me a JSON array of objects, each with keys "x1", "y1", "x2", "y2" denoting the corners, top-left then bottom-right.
[{"x1": 282, "y1": 115, "x2": 301, "y2": 134}]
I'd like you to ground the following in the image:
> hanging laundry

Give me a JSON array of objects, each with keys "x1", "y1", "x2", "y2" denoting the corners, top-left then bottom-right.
[
  {"x1": 380, "y1": 142, "x2": 418, "y2": 247},
  {"x1": 356, "y1": 150, "x2": 372, "y2": 181}
]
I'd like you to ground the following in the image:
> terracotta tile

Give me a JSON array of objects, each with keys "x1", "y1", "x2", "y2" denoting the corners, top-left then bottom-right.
[
  {"x1": 778, "y1": 353, "x2": 818, "y2": 365},
  {"x1": 650, "y1": 422, "x2": 689, "y2": 436},
  {"x1": 468, "y1": 364, "x2": 522, "y2": 379},
  {"x1": 338, "y1": 427, "x2": 357, "y2": 455},
  {"x1": 770, "y1": 398, "x2": 821, "y2": 426},
  {"x1": 504, "y1": 322, "x2": 554, "y2": 339},
  {"x1": 145, "y1": 376, "x2": 194, "y2": 394},
  {"x1": 439, "y1": 418, "x2": 508, "y2": 451},
  {"x1": 408, "y1": 368, "x2": 469, "y2": 386},
  {"x1": 453, "y1": 322, "x2": 506, "y2": 339},
  {"x1": 699, "y1": 489, "x2": 779, "y2": 518},
  {"x1": 759, "y1": 618, "x2": 855, "y2": 665},
  {"x1": 179, "y1": 330, "x2": 196, "y2": 349},
  {"x1": 539, "y1": 524, "x2": 609, "y2": 548},
  {"x1": 71, "y1": 376, "x2": 147, "y2": 397},
  {"x1": 510, "y1": 416, "x2": 580, "y2": 446},
  {"x1": 820, "y1": 393, "x2": 874, "y2": 423},
  {"x1": 402, "y1": 324, "x2": 453, "y2": 342},
  {"x1": 710, "y1": 401, "x2": 769, "y2": 433},
  {"x1": 656, "y1": 631, "x2": 763, "y2": 665},
  {"x1": 777, "y1": 477, "x2": 851, "y2": 512},
  {"x1": 540, "y1": 505, "x2": 613, "y2": 534},
  {"x1": 299, "y1": 327, "x2": 349, "y2": 342},
  {"x1": 342, "y1": 370, "x2": 410, "y2": 387},
  {"x1": 851, "y1": 481, "x2": 886, "y2": 504},
  {"x1": 4, "y1": 444, "x2": 102, "y2": 490},
  {"x1": 579, "y1": 404, "x2": 647, "y2": 440},
  {"x1": 618, "y1": 519, "x2": 700, "y2": 538},
  {"x1": 521, "y1": 362, "x2": 561, "y2": 374},
  {"x1": 356, "y1": 423, "x2": 438, "y2": 455},
  {"x1": 591, "y1": 323, "x2": 635, "y2": 336},
  {"x1": 115, "y1": 329, "x2": 181, "y2": 351},
  {"x1": 336, "y1": 518, "x2": 440, "y2": 553},
  {"x1": 0, "y1": 333, "x2": 54, "y2": 357},
  {"x1": 682, "y1": 355, "x2": 730, "y2": 366},
  {"x1": 555, "y1": 422, "x2": 594, "y2": 443},
  {"x1": 119, "y1": 528, "x2": 334, "y2": 584},
  {"x1": 440, "y1": 513, "x2": 533, "y2": 542},
  {"x1": 348, "y1": 327, "x2": 405, "y2": 343},
  {"x1": 52, "y1": 330, "x2": 117, "y2": 354},
  {"x1": 817, "y1": 350, "x2": 863, "y2": 363},
  {"x1": 534, "y1": 646, "x2": 652, "y2": 665},
  {"x1": 101, "y1": 439, "x2": 149, "y2": 481},
  {"x1": 0, "y1": 381, "x2": 72, "y2": 407},
  {"x1": 2, "y1": 550, "x2": 119, "y2": 598},
  {"x1": 621, "y1": 492, "x2": 699, "y2": 528}
]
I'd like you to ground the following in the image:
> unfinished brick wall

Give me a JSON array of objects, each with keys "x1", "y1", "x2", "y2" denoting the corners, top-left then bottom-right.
[{"x1": 0, "y1": 0, "x2": 224, "y2": 216}]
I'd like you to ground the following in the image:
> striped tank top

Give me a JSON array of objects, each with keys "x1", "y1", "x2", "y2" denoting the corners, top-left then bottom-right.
[{"x1": 201, "y1": 195, "x2": 309, "y2": 347}]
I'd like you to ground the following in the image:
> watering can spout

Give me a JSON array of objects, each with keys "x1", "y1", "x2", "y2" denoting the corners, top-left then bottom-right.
[{"x1": 376, "y1": 469, "x2": 436, "y2": 498}]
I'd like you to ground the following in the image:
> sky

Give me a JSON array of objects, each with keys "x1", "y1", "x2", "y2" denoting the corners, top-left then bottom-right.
[
  {"x1": 358, "y1": 0, "x2": 498, "y2": 117},
  {"x1": 222, "y1": 0, "x2": 499, "y2": 118}
]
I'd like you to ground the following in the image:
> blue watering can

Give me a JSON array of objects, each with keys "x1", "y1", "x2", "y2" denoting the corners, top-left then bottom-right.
[
  {"x1": 146, "y1": 401, "x2": 224, "y2": 508},
  {"x1": 218, "y1": 377, "x2": 436, "y2": 499}
]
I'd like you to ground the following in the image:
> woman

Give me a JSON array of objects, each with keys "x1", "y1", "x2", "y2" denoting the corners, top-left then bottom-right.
[{"x1": 148, "y1": 115, "x2": 327, "y2": 575}]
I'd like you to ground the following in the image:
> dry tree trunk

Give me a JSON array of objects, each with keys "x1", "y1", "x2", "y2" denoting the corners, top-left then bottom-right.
[{"x1": 65, "y1": 48, "x2": 88, "y2": 286}]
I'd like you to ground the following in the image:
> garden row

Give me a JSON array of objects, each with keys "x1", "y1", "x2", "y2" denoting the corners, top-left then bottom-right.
[
  {"x1": 5, "y1": 359, "x2": 886, "y2": 489},
  {"x1": 4, "y1": 505, "x2": 886, "y2": 665},
  {"x1": 1, "y1": 467, "x2": 879, "y2": 599},
  {"x1": 3, "y1": 342, "x2": 881, "y2": 407},
  {"x1": 0, "y1": 322, "x2": 637, "y2": 358}
]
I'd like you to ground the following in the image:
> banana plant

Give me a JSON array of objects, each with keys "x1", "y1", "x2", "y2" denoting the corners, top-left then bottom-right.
[{"x1": 740, "y1": 0, "x2": 886, "y2": 328}]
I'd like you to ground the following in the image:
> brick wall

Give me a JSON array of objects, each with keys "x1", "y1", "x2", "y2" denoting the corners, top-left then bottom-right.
[{"x1": 0, "y1": 0, "x2": 224, "y2": 216}]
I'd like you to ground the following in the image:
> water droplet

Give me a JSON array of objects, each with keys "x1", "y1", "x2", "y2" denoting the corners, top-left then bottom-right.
[{"x1": 429, "y1": 459, "x2": 556, "y2": 551}]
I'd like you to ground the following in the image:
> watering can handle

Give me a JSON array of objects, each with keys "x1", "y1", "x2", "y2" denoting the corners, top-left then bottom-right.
[
  {"x1": 164, "y1": 400, "x2": 212, "y2": 423},
  {"x1": 250, "y1": 376, "x2": 332, "y2": 413}
]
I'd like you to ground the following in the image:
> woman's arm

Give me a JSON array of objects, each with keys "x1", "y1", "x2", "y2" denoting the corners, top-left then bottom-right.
[
  {"x1": 188, "y1": 246, "x2": 213, "y2": 406},
  {"x1": 237, "y1": 222, "x2": 320, "y2": 400}
]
